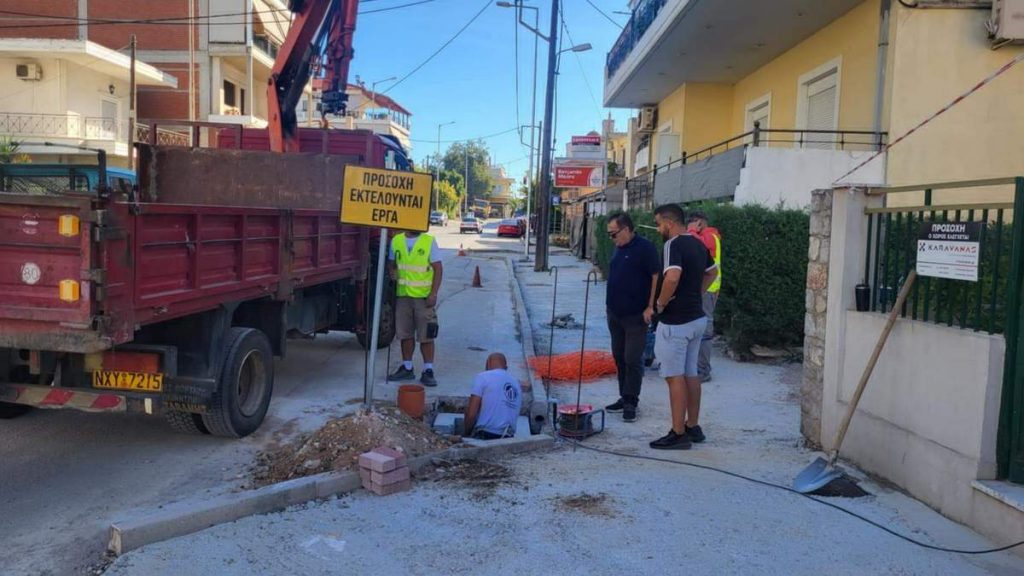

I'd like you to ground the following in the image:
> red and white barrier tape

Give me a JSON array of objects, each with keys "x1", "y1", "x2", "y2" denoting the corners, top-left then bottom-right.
[{"x1": 834, "y1": 51, "x2": 1024, "y2": 185}]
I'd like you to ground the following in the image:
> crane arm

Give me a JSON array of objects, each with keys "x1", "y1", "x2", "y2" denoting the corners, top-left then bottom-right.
[{"x1": 267, "y1": 0, "x2": 359, "y2": 153}]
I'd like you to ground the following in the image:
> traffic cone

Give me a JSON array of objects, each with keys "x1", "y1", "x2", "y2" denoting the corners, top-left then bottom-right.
[
  {"x1": 472, "y1": 266, "x2": 482, "y2": 288},
  {"x1": 458, "y1": 244, "x2": 466, "y2": 257}
]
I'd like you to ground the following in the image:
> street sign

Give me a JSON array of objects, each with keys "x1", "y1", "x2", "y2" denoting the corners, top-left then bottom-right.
[
  {"x1": 551, "y1": 195, "x2": 561, "y2": 206},
  {"x1": 916, "y1": 221, "x2": 982, "y2": 282},
  {"x1": 571, "y1": 135, "x2": 601, "y2": 145},
  {"x1": 340, "y1": 166, "x2": 433, "y2": 231},
  {"x1": 338, "y1": 166, "x2": 432, "y2": 409}
]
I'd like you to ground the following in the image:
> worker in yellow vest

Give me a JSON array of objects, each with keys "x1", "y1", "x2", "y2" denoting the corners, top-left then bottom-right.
[
  {"x1": 387, "y1": 229, "x2": 443, "y2": 386},
  {"x1": 687, "y1": 210, "x2": 721, "y2": 383}
]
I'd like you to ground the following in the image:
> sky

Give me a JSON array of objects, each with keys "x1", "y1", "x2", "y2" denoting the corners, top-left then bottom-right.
[{"x1": 351, "y1": 0, "x2": 633, "y2": 183}]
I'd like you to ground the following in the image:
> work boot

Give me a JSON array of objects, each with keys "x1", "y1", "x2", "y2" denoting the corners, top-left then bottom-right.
[
  {"x1": 419, "y1": 369, "x2": 437, "y2": 387},
  {"x1": 650, "y1": 429, "x2": 691, "y2": 450},
  {"x1": 685, "y1": 425, "x2": 705, "y2": 443},
  {"x1": 388, "y1": 365, "x2": 416, "y2": 381},
  {"x1": 605, "y1": 398, "x2": 625, "y2": 413},
  {"x1": 622, "y1": 405, "x2": 637, "y2": 423}
]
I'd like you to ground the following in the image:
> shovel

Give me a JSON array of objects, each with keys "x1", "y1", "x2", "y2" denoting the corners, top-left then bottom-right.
[{"x1": 794, "y1": 270, "x2": 917, "y2": 494}]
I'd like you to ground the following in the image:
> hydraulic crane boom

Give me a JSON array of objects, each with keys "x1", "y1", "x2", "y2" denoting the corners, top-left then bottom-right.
[{"x1": 267, "y1": 0, "x2": 359, "y2": 153}]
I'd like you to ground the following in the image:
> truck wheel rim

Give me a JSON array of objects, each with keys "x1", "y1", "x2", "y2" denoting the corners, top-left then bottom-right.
[{"x1": 236, "y1": 349, "x2": 267, "y2": 418}]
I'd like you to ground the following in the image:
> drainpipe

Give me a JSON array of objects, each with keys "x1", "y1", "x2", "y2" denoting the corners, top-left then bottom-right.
[{"x1": 873, "y1": 0, "x2": 891, "y2": 142}]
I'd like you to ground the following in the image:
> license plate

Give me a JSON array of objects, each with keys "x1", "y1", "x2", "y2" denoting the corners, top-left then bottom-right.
[{"x1": 92, "y1": 370, "x2": 163, "y2": 392}]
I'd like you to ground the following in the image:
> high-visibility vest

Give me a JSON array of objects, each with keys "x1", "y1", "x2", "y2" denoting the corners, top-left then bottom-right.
[
  {"x1": 392, "y1": 233, "x2": 435, "y2": 298},
  {"x1": 708, "y1": 230, "x2": 722, "y2": 294}
]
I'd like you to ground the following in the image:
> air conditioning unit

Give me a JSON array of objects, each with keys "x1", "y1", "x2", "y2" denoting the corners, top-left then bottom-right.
[
  {"x1": 989, "y1": 0, "x2": 1024, "y2": 47},
  {"x1": 638, "y1": 106, "x2": 656, "y2": 132},
  {"x1": 16, "y1": 63, "x2": 41, "y2": 81}
]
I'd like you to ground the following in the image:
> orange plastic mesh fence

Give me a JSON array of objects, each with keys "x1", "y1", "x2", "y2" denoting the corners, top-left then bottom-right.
[{"x1": 528, "y1": 351, "x2": 618, "y2": 382}]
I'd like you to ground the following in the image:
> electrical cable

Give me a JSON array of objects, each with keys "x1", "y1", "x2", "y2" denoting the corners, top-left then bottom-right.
[
  {"x1": 561, "y1": 438, "x2": 1024, "y2": 555},
  {"x1": 897, "y1": 0, "x2": 920, "y2": 7},
  {"x1": 378, "y1": 0, "x2": 491, "y2": 95},
  {"x1": 583, "y1": 0, "x2": 623, "y2": 29},
  {"x1": 409, "y1": 126, "x2": 520, "y2": 144},
  {"x1": 359, "y1": 0, "x2": 441, "y2": 14},
  {"x1": 561, "y1": 13, "x2": 603, "y2": 122}
]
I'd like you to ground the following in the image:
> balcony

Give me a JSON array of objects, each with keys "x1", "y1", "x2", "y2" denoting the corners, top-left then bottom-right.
[
  {"x1": 604, "y1": 0, "x2": 862, "y2": 108},
  {"x1": 0, "y1": 112, "x2": 129, "y2": 156},
  {"x1": 624, "y1": 126, "x2": 887, "y2": 210}
]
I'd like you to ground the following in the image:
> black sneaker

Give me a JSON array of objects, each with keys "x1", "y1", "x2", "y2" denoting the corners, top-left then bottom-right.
[
  {"x1": 650, "y1": 429, "x2": 692, "y2": 450},
  {"x1": 419, "y1": 369, "x2": 438, "y2": 387},
  {"x1": 388, "y1": 366, "x2": 416, "y2": 381},
  {"x1": 685, "y1": 425, "x2": 705, "y2": 443},
  {"x1": 623, "y1": 406, "x2": 637, "y2": 423},
  {"x1": 605, "y1": 399, "x2": 625, "y2": 413}
]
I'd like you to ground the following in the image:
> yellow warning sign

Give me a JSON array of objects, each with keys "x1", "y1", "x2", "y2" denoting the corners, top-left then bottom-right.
[{"x1": 340, "y1": 166, "x2": 433, "y2": 231}]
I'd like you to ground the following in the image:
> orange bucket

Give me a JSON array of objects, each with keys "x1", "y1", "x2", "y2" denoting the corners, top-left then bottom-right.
[{"x1": 397, "y1": 384, "x2": 425, "y2": 419}]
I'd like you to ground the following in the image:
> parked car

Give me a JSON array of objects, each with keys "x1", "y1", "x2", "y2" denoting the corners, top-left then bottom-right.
[
  {"x1": 429, "y1": 210, "x2": 448, "y2": 226},
  {"x1": 497, "y1": 218, "x2": 525, "y2": 238},
  {"x1": 459, "y1": 215, "x2": 483, "y2": 234}
]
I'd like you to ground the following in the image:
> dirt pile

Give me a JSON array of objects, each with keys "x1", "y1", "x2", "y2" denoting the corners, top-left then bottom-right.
[
  {"x1": 555, "y1": 492, "x2": 618, "y2": 517},
  {"x1": 429, "y1": 459, "x2": 517, "y2": 500},
  {"x1": 253, "y1": 407, "x2": 451, "y2": 486}
]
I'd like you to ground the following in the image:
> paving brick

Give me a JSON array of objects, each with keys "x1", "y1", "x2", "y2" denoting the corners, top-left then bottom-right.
[
  {"x1": 358, "y1": 451, "x2": 397, "y2": 473},
  {"x1": 371, "y1": 446, "x2": 408, "y2": 468},
  {"x1": 358, "y1": 467, "x2": 373, "y2": 489},
  {"x1": 371, "y1": 466, "x2": 410, "y2": 486},
  {"x1": 368, "y1": 479, "x2": 412, "y2": 496}
]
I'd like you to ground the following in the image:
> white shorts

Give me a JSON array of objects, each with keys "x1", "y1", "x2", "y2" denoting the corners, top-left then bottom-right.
[{"x1": 655, "y1": 317, "x2": 707, "y2": 378}]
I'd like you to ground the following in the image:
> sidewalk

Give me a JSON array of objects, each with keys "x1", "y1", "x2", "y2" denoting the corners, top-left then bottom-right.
[{"x1": 103, "y1": 248, "x2": 1024, "y2": 575}]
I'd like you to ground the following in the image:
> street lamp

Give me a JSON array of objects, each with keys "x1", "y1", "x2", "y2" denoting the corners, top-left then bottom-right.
[
  {"x1": 561, "y1": 43, "x2": 592, "y2": 53},
  {"x1": 369, "y1": 76, "x2": 397, "y2": 105},
  {"x1": 497, "y1": 0, "x2": 586, "y2": 270},
  {"x1": 435, "y1": 120, "x2": 455, "y2": 212}
]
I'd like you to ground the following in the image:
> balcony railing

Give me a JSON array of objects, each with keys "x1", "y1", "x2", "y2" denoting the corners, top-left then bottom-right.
[
  {"x1": 134, "y1": 123, "x2": 192, "y2": 147},
  {"x1": 0, "y1": 112, "x2": 128, "y2": 142},
  {"x1": 606, "y1": 0, "x2": 667, "y2": 80},
  {"x1": 342, "y1": 108, "x2": 411, "y2": 131},
  {"x1": 624, "y1": 124, "x2": 888, "y2": 209}
]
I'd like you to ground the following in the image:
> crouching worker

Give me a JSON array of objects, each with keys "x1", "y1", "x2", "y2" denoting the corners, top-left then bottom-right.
[{"x1": 463, "y1": 353, "x2": 522, "y2": 440}]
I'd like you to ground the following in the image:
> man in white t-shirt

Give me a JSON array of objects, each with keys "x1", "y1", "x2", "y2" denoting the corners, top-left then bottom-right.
[{"x1": 464, "y1": 353, "x2": 522, "y2": 439}]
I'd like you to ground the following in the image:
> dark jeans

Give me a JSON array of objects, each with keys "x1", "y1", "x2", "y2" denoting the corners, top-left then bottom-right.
[{"x1": 607, "y1": 309, "x2": 647, "y2": 407}]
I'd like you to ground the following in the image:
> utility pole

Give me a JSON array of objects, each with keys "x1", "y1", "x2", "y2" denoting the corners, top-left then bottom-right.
[
  {"x1": 128, "y1": 34, "x2": 137, "y2": 171},
  {"x1": 525, "y1": 5, "x2": 540, "y2": 260},
  {"x1": 464, "y1": 147, "x2": 470, "y2": 215},
  {"x1": 534, "y1": 0, "x2": 559, "y2": 272},
  {"x1": 435, "y1": 120, "x2": 454, "y2": 212}
]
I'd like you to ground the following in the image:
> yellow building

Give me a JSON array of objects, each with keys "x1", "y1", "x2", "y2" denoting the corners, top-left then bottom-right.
[
  {"x1": 488, "y1": 166, "x2": 515, "y2": 218},
  {"x1": 605, "y1": 0, "x2": 1024, "y2": 208}
]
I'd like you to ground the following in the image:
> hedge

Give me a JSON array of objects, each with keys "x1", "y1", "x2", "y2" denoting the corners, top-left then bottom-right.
[{"x1": 594, "y1": 203, "x2": 810, "y2": 353}]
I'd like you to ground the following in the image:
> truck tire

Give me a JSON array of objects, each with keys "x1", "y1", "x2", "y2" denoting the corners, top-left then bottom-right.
[
  {"x1": 357, "y1": 294, "x2": 396, "y2": 350},
  {"x1": 0, "y1": 403, "x2": 31, "y2": 419},
  {"x1": 202, "y1": 328, "x2": 274, "y2": 438},
  {"x1": 165, "y1": 410, "x2": 210, "y2": 435}
]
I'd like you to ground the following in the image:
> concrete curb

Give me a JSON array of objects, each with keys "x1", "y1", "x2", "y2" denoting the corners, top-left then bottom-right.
[
  {"x1": 108, "y1": 434, "x2": 553, "y2": 556},
  {"x1": 504, "y1": 256, "x2": 541, "y2": 395}
]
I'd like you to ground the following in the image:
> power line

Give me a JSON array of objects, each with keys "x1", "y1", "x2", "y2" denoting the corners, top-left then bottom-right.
[
  {"x1": 360, "y1": 0, "x2": 441, "y2": 14},
  {"x1": 583, "y1": 0, "x2": 623, "y2": 29},
  {"x1": 409, "y1": 126, "x2": 519, "y2": 144},
  {"x1": 561, "y1": 14, "x2": 603, "y2": 122},
  {"x1": 379, "y1": 0, "x2": 491, "y2": 95}
]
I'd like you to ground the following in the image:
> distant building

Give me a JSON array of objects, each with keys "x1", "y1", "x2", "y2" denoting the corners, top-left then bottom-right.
[
  {"x1": 298, "y1": 81, "x2": 413, "y2": 153},
  {"x1": 487, "y1": 165, "x2": 515, "y2": 218}
]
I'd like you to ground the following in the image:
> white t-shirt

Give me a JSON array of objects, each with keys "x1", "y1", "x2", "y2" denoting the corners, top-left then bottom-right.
[
  {"x1": 388, "y1": 234, "x2": 442, "y2": 263},
  {"x1": 470, "y1": 369, "x2": 522, "y2": 436}
]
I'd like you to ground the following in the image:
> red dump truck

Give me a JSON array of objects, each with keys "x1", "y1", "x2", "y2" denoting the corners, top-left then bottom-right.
[{"x1": 0, "y1": 127, "x2": 403, "y2": 437}]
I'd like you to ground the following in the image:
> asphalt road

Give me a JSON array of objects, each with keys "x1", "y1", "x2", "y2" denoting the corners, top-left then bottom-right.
[{"x1": 1, "y1": 219, "x2": 523, "y2": 576}]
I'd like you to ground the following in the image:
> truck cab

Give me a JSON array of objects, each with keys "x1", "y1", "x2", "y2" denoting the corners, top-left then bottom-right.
[{"x1": 0, "y1": 164, "x2": 135, "y2": 197}]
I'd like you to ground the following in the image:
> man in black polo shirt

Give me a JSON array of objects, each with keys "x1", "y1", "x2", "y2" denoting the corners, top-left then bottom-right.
[
  {"x1": 650, "y1": 204, "x2": 718, "y2": 450},
  {"x1": 604, "y1": 212, "x2": 660, "y2": 423}
]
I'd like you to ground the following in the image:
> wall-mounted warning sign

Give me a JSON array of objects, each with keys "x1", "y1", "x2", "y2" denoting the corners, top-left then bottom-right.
[
  {"x1": 340, "y1": 166, "x2": 433, "y2": 231},
  {"x1": 916, "y1": 222, "x2": 982, "y2": 282}
]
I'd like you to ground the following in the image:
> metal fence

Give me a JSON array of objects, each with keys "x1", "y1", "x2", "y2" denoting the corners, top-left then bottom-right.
[
  {"x1": 0, "y1": 112, "x2": 126, "y2": 141},
  {"x1": 863, "y1": 177, "x2": 1023, "y2": 334},
  {"x1": 623, "y1": 124, "x2": 887, "y2": 211}
]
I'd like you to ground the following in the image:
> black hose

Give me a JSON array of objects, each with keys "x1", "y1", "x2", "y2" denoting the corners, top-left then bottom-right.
[
  {"x1": 897, "y1": 0, "x2": 918, "y2": 7},
  {"x1": 560, "y1": 438, "x2": 1024, "y2": 555}
]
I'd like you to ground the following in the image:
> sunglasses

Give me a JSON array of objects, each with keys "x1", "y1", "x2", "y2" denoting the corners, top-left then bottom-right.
[{"x1": 607, "y1": 229, "x2": 622, "y2": 239}]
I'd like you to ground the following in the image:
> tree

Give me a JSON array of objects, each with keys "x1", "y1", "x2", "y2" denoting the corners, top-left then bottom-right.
[
  {"x1": 0, "y1": 137, "x2": 29, "y2": 164},
  {"x1": 441, "y1": 140, "x2": 493, "y2": 204},
  {"x1": 436, "y1": 180, "x2": 459, "y2": 215}
]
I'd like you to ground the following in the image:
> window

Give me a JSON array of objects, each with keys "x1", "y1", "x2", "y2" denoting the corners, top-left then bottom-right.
[
  {"x1": 797, "y1": 58, "x2": 841, "y2": 149},
  {"x1": 223, "y1": 80, "x2": 236, "y2": 108},
  {"x1": 240, "y1": 88, "x2": 246, "y2": 115}
]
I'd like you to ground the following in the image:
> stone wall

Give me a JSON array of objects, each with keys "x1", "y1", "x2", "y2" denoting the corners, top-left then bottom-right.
[{"x1": 801, "y1": 188, "x2": 832, "y2": 447}]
